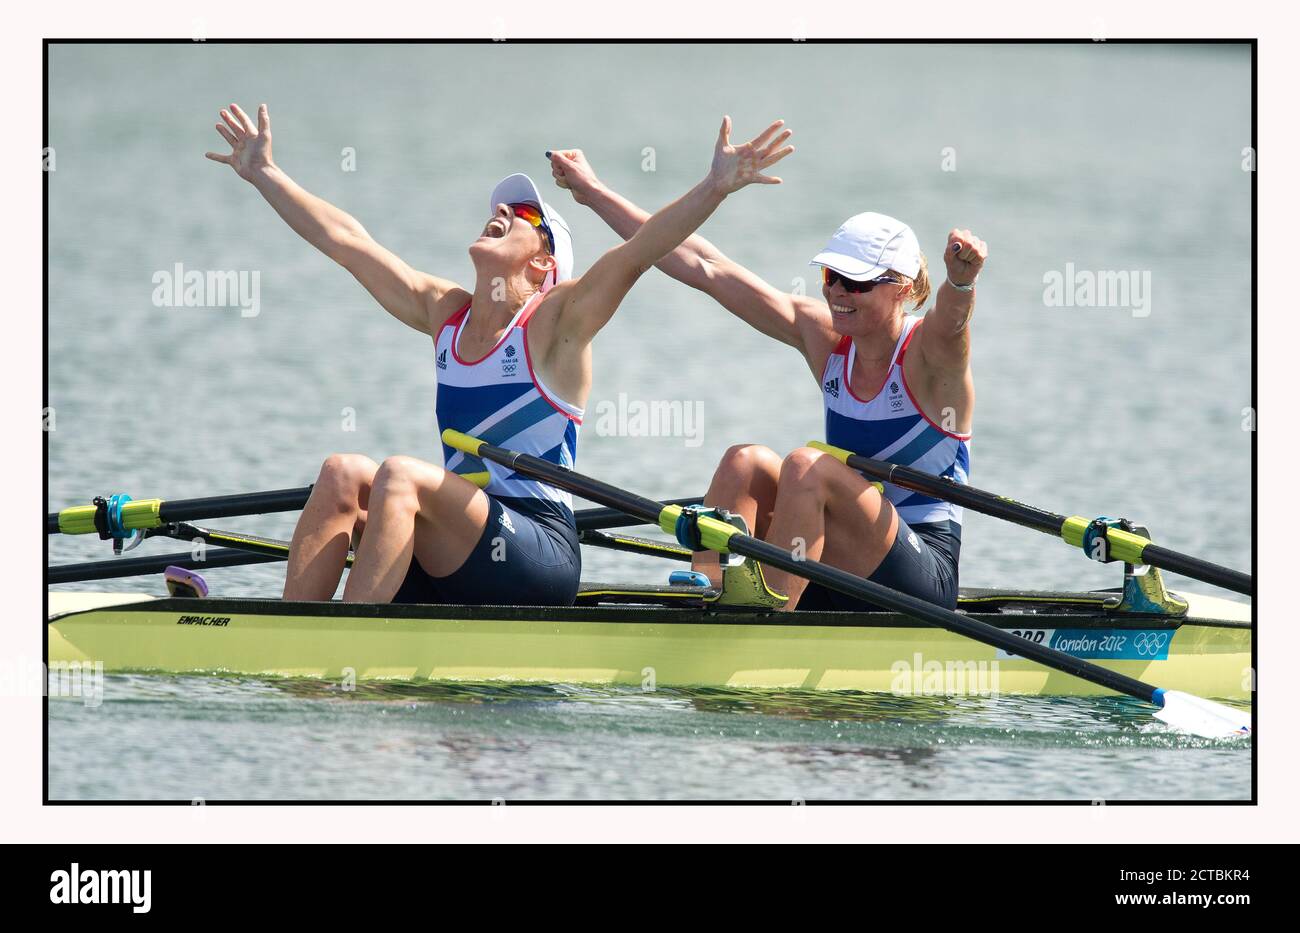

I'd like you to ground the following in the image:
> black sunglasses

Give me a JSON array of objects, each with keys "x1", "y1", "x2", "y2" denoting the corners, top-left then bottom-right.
[{"x1": 822, "y1": 267, "x2": 903, "y2": 294}]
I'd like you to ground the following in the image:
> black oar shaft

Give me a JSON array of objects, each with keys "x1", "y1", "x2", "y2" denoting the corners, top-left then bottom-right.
[
  {"x1": 484, "y1": 444, "x2": 667, "y2": 525},
  {"x1": 156, "y1": 487, "x2": 314, "y2": 523},
  {"x1": 575, "y1": 497, "x2": 703, "y2": 530},
  {"x1": 727, "y1": 535, "x2": 1156, "y2": 699},
  {"x1": 1143, "y1": 544, "x2": 1254, "y2": 596},
  {"x1": 46, "y1": 486, "x2": 314, "y2": 535},
  {"x1": 47, "y1": 549, "x2": 281, "y2": 584},
  {"x1": 451, "y1": 433, "x2": 1164, "y2": 704},
  {"x1": 47, "y1": 489, "x2": 704, "y2": 584},
  {"x1": 849, "y1": 455, "x2": 1066, "y2": 534},
  {"x1": 826, "y1": 447, "x2": 1253, "y2": 597},
  {"x1": 48, "y1": 484, "x2": 701, "y2": 536}
]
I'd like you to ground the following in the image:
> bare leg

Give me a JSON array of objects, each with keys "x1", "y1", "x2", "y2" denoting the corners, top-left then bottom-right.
[
  {"x1": 283, "y1": 454, "x2": 378, "y2": 601},
  {"x1": 341, "y1": 456, "x2": 492, "y2": 604},
  {"x1": 692, "y1": 444, "x2": 782, "y2": 585},
  {"x1": 761, "y1": 447, "x2": 898, "y2": 610}
]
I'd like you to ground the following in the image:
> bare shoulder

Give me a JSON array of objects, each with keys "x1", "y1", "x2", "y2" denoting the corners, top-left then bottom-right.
[
  {"x1": 791, "y1": 294, "x2": 841, "y2": 377},
  {"x1": 912, "y1": 311, "x2": 972, "y2": 374},
  {"x1": 427, "y1": 285, "x2": 473, "y2": 333},
  {"x1": 526, "y1": 282, "x2": 576, "y2": 333},
  {"x1": 904, "y1": 317, "x2": 975, "y2": 433},
  {"x1": 523, "y1": 283, "x2": 594, "y2": 406},
  {"x1": 516, "y1": 283, "x2": 581, "y2": 363}
]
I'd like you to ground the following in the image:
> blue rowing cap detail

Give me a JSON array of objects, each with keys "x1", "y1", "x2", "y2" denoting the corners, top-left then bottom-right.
[{"x1": 669, "y1": 570, "x2": 711, "y2": 588}]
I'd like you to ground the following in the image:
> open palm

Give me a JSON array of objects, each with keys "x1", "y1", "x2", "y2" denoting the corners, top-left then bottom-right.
[
  {"x1": 709, "y1": 117, "x2": 794, "y2": 194},
  {"x1": 205, "y1": 103, "x2": 274, "y2": 182}
]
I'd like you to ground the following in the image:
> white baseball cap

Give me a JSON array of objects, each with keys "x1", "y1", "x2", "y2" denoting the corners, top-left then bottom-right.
[
  {"x1": 810, "y1": 212, "x2": 921, "y2": 281},
  {"x1": 489, "y1": 173, "x2": 574, "y2": 287}
]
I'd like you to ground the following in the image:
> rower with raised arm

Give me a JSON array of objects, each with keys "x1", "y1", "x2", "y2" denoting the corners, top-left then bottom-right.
[
  {"x1": 552, "y1": 145, "x2": 985, "y2": 611},
  {"x1": 207, "y1": 104, "x2": 793, "y2": 604}
]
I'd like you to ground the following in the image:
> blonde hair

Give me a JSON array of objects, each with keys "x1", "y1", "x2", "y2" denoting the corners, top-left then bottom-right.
[{"x1": 901, "y1": 253, "x2": 931, "y2": 311}]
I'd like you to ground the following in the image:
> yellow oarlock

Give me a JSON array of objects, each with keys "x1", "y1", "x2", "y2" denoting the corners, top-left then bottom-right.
[
  {"x1": 1060, "y1": 515, "x2": 1150, "y2": 565},
  {"x1": 655, "y1": 504, "x2": 740, "y2": 554}
]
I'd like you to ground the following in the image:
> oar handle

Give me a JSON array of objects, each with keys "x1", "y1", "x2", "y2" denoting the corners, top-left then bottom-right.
[
  {"x1": 809, "y1": 441, "x2": 1066, "y2": 534},
  {"x1": 444, "y1": 429, "x2": 669, "y2": 526}
]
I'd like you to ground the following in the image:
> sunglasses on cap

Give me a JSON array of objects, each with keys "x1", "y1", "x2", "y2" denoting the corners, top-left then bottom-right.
[
  {"x1": 822, "y1": 267, "x2": 903, "y2": 294},
  {"x1": 509, "y1": 203, "x2": 555, "y2": 254}
]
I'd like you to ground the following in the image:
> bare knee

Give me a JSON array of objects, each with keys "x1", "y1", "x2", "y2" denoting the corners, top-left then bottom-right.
[
  {"x1": 716, "y1": 444, "x2": 781, "y2": 484},
  {"x1": 318, "y1": 453, "x2": 378, "y2": 486},
  {"x1": 314, "y1": 454, "x2": 378, "y2": 509},
  {"x1": 779, "y1": 447, "x2": 836, "y2": 490},
  {"x1": 371, "y1": 455, "x2": 443, "y2": 505},
  {"x1": 373, "y1": 455, "x2": 421, "y2": 488}
]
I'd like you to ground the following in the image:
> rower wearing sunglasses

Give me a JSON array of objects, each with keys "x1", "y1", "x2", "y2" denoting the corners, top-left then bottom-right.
[
  {"x1": 208, "y1": 104, "x2": 793, "y2": 604},
  {"x1": 551, "y1": 148, "x2": 986, "y2": 611}
]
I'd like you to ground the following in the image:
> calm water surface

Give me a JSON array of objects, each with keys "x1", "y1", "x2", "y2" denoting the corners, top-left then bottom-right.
[{"x1": 48, "y1": 677, "x2": 1251, "y2": 801}]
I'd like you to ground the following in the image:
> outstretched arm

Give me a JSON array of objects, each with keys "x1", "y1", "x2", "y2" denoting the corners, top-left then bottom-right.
[
  {"x1": 550, "y1": 117, "x2": 794, "y2": 345},
  {"x1": 916, "y1": 229, "x2": 987, "y2": 372},
  {"x1": 206, "y1": 103, "x2": 459, "y2": 335},
  {"x1": 551, "y1": 132, "x2": 820, "y2": 352}
]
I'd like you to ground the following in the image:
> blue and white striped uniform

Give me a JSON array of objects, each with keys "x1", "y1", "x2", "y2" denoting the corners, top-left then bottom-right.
[
  {"x1": 436, "y1": 294, "x2": 583, "y2": 524},
  {"x1": 800, "y1": 315, "x2": 970, "y2": 613},
  {"x1": 393, "y1": 294, "x2": 583, "y2": 606},
  {"x1": 821, "y1": 316, "x2": 971, "y2": 526}
]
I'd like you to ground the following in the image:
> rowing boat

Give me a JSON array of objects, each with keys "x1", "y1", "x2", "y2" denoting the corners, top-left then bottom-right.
[
  {"x1": 47, "y1": 584, "x2": 1251, "y2": 698},
  {"x1": 45, "y1": 431, "x2": 1254, "y2": 735}
]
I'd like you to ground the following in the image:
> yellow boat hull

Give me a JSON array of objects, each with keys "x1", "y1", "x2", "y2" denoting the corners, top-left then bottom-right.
[{"x1": 47, "y1": 590, "x2": 1253, "y2": 699}]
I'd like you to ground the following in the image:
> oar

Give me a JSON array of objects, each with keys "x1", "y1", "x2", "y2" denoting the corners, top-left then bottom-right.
[
  {"x1": 442, "y1": 428, "x2": 1251, "y2": 739},
  {"x1": 46, "y1": 530, "x2": 696, "y2": 585},
  {"x1": 47, "y1": 498, "x2": 704, "y2": 584},
  {"x1": 47, "y1": 521, "x2": 311, "y2": 584},
  {"x1": 809, "y1": 441, "x2": 1253, "y2": 597},
  {"x1": 46, "y1": 487, "x2": 314, "y2": 536},
  {"x1": 47, "y1": 548, "x2": 282, "y2": 584},
  {"x1": 571, "y1": 497, "x2": 703, "y2": 530},
  {"x1": 47, "y1": 486, "x2": 705, "y2": 537}
]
